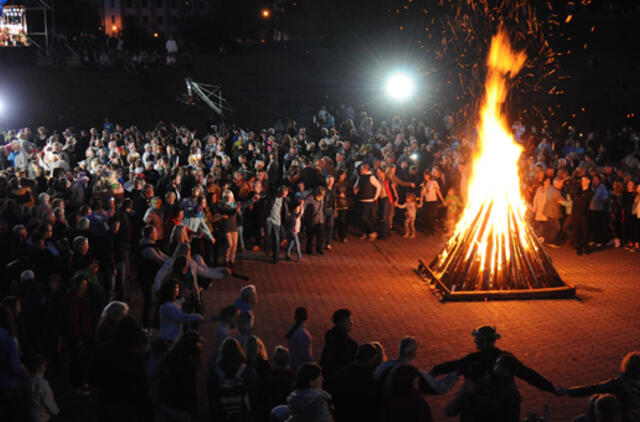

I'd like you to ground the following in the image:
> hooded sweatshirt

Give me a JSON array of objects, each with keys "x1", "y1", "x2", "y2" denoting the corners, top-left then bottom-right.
[{"x1": 286, "y1": 388, "x2": 333, "y2": 422}]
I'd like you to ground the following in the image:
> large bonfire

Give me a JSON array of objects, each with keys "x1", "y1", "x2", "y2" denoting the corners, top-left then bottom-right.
[{"x1": 423, "y1": 29, "x2": 574, "y2": 300}]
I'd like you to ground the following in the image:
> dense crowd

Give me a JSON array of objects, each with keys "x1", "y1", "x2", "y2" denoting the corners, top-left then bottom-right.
[{"x1": 0, "y1": 107, "x2": 639, "y2": 422}]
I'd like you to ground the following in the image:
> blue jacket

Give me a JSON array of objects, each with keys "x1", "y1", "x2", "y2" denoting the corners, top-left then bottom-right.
[{"x1": 0, "y1": 327, "x2": 26, "y2": 391}]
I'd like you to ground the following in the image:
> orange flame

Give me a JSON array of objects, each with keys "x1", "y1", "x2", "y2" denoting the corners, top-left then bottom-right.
[{"x1": 438, "y1": 29, "x2": 530, "y2": 279}]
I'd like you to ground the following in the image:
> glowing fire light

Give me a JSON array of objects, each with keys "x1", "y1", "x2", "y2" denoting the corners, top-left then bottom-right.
[{"x1": 428, "y1": 28, "x2": 568, "y2": 294}]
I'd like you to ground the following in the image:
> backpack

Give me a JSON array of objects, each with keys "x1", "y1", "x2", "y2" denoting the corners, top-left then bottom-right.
[{"x1": 214, "y1": 364, "x2": 251, "y2": 421}]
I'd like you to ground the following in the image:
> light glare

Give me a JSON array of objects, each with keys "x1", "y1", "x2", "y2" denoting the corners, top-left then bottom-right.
[{"x1": 385, "y1": 71, "x2": 415, "y2": 102}]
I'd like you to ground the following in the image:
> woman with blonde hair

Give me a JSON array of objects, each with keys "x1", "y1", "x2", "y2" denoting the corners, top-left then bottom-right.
[{"x1": 218, "y1": 190, "x2": 240, "y2": 267}]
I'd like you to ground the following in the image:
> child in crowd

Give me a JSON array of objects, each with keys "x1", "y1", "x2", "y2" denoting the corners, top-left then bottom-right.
[
  {"x1": 395, "y1": 192, "x2": 423, "y2": 238},
  {"x1": 28, "y1": 355, "x2": 60, "y2": 422},
  {"x1": 445, "y1": 187, "x2": 464, "y2": 235}
]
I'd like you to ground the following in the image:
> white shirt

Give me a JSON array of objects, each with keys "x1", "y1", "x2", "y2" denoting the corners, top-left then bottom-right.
[
  {"x1": 421, "y1": 180, "x2": 440, "y2": 202},
  {"x1": 166, "y1": 39, "x2": 178, "y2": 54}
]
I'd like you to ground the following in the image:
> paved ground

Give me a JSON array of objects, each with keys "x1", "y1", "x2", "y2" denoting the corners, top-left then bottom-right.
[{"x1": 201, "y1": 231, "x2": 640, "y2": 422}]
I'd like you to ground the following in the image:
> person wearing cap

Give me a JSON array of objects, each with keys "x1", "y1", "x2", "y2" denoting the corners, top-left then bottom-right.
[{"x1": 430, "y1": 326, "x2": 561, "y2": 421}]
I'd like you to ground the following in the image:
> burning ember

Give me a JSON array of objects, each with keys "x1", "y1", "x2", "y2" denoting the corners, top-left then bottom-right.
[{"x1": 421, "y1": 29, "x2": 574, "y2": 300}]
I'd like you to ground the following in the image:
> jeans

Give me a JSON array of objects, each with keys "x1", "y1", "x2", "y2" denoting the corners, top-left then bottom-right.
[
  {"x1": 360, "y1": 201, "x2": 376, "y2": 235},
  {"x1": 324, "y1": 208, "x2": 335, "y2": 246},
  {"x1": 237, "y1": 225, "x2": 245, "y2": 250},
  {"x1": 287, "y1": 232, "x2": 302, "y2": 258},
  {"x1": 265, "y1": 220, "x2": 281, "y2": 260}
]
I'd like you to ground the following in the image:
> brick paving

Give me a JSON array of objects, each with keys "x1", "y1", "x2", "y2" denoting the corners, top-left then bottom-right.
[{"x1": 199, "y1": 232, "x2": 640, "y2": 421}]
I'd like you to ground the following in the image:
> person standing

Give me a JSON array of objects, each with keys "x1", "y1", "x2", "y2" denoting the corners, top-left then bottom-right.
[
  {"x1": 286, "y1": 307, "x2": 314, "y2": 370},
  {"x1": 138, "y1": 226, "x2": 169, "y2": 327},
  {"x1": 419, "y1": 170, "x2": 446, "y2": 235},
  {"x1": 542, "y1": 178, "x2": 565, "y2": 248},
  {"x1": 571, "y1": 176, "x2": 594, "y2": 255},
  {"x1": 319, "y1": 309, "x2": 357, "y2": 391},
  {"x1": 334, "y1": 170, "x2": 351, "y2": 243},
  {"x1": 376, "y1": 168, "x2": 395, "y2": 239},
  {"x1": 353, "y1": 164, "x2": 381, "y2": 241},
  {"x1": 264, "y1": 186, "x2": 289, "y2": 263},
  {"x1": 304, "y1": 187, "x2": 327, "y2": 255},
  {"x1": 589, "y1": 175, "x2": 609, "y2": 248},
  {"x1": 430, "y1": 326, "x2": 561, "y2": 422},
  {"x1": 218, "y1": 190, "x2": 240, "y2": 267}
]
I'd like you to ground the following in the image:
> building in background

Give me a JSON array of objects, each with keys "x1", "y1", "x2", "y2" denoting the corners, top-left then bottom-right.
[{"x1": 102, "y1": 0, "x2": 211, "y2": 37}]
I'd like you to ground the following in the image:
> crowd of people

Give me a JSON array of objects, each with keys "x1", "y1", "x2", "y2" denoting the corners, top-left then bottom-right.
[{"x1": 0, "y1": 106, "x2": 639, "y2": 421}]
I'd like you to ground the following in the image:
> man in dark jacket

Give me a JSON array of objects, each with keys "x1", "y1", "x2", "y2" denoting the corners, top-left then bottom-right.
[
  {"x1": 330, "y1": 343, "x2": 380, "y2": 421},
  {"x1": 319, "y1": 308, "x2": 357, "y2": 391},
  {"x1": 570, "y1": 175, "x2": 594, "y2": 255},
  {"x1": 430, "y1": 326, "x2": 560, "y2": 422}
]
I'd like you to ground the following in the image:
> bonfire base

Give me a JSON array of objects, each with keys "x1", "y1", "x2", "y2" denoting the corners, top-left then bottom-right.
[{"x1": 417, "y1": 259, "x2": 576, "y2": 302}]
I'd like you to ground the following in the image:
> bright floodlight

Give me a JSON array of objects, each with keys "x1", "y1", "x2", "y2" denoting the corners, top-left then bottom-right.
[
  {"x1": 0, "y1": 98, "x2": 5, "y2": 115},
  {"x1": 385, "y1": 71, "x2": 415, "y2": 102}
]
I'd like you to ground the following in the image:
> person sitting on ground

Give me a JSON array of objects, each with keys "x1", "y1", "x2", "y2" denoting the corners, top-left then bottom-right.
[{"x1": 562, "y1": 351, "x2": 640, "y2": 422}]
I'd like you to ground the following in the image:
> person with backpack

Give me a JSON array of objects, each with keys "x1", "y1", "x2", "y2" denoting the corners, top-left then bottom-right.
[{"x1": 208, "y1": 337, "x2": 258, "y2": 422}]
